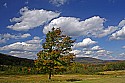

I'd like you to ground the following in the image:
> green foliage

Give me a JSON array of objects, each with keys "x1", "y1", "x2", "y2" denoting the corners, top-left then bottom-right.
[
  {"x1": 35, "y1": 28, "x2": 75, "y2": 79},
  {"x1": 0, "y1": 65, "x2": 37, "y2": 75},
  {"x1": 103, "y1": 61, "x2": 125, "y2": 71},
  {"x1": 64, "y1": 61, "x2": 125, "y2": 75},
  {"x1": 1, "y1": 59, "x2": 125, "y2": 75}
]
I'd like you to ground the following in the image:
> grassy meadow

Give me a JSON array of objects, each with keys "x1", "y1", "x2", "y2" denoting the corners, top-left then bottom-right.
[{"x1": 0, "y1": 70, "x2": 125, "y2": 83}]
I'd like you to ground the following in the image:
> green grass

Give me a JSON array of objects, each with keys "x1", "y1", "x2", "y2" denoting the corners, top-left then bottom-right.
[
  {"x1": 0, "y1": 70, "x2": 125, "y2": 83},
  {"x1": 75, "y1": 75, "x2": 125, "y2": 83}
]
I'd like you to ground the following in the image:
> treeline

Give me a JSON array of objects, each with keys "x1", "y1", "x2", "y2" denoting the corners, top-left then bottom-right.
[
  {"x1": 1, "y1": 61, "x2": 125, "y2": 75},
  {"x1": 0, "y1": 65, "x2": 36, "y2": 75},
  {"x1": 64, "y1": 61, "x2": 125, "y2": 74}
]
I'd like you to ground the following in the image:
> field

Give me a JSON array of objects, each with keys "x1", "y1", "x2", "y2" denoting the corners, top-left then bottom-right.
[{"x1": 0, "y1": 70, "x2": 125, "y2": 83}]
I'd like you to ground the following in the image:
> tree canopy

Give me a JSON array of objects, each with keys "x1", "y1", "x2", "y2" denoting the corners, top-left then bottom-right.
[{"x1": 35, "y1": 28, "x2": 75, "y2": 79}]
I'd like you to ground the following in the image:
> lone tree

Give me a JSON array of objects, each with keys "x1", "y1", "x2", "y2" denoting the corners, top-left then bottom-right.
[{"x1": 35, "y1": 28, "x2": 75, "y2": 79}]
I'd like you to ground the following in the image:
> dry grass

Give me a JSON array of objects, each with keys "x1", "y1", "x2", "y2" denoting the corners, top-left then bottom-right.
[
  {"x1": 99, "y1": 70, "x2": 125, "y2": 75},
  {"x1": 0, "y1": 74, "x2": 107, "y2": 83},
  {"x1": 0, "y1": 70, "x2": 125, "y2": 83}
]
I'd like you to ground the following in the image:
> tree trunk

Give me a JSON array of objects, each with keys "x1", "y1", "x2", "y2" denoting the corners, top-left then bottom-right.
[{"x1": 49, "y1": 70, "x2": 51, "y2": 80}]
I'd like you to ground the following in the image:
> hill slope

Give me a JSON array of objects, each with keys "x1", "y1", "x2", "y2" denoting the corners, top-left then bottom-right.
[
  {"x1": 0, "y1": 53, "x2": 124, "y2": 66},
  {"x1": 0, "y1": 53, "x2": 34, "y2": 67},
  {"x1": 75, "y1": 57, "x2": 104, "y2": 64},
  {"x1": 75, "y1": 57, "x2": 125, "y2": 64}
]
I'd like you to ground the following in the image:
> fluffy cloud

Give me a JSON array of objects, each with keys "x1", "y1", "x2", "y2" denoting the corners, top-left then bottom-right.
[
  {"x1": 84, "y1": 51, "x2": 93, "y2": 55},
  {"x1": 9, "y1": 51, "x2": 37, "y2": 59},
  {"x1": 96, "y1": 50, "x2": 112, "y2": 56},
  {"x1": 122, "y1": 46, "x2": 125, "y2": 49},
  {"x1": 110, "y1": 19, "x2": 125, "y2": 40},
  {"x1": 72, "y1": 38, "x2": 97, "y2": 57},
  {"x1": 0, "y1": 37, "x2": 42, "y2": 51},
  {"x1": 118, "y1": 19, "x2": 125, "y2": 27},
  {"x1": 90, "y1": 49, "x2": 113, "y2": 60},
  {"x1": 73, "y1": 38, "x2": 97, "y2": 48},
  {"x1": 7, "y1": 7, "x2": 60, "y2": 31},
  {"x1": 21, "y1": 33, "x2": 31, "y2": 38},
  {"x1": 70, "y1": 49, "x2": 94, "y2": 57},
  {"x1": 75, "y1": 49, "x2": 94, "y2": 57},
  {"x1": 0, "y1": 37, "x2": 42, "y2": 59},
  {"x1": 49, "y1": 0, "x2": 67, "y2": 6},
  {"x1": 70, "y1": 50, "x2": 81, "y2": 55},
  {"x1": 91, "y1": 46, "x2": 102, "y2": 51},
  {"x1": 71, "y1": 44, "x2": 113, "y2": 59},
  {"x1": 96, "y1": 50, "x2": 106, "y2": 53},
  {"x1": 0, "y1": 33, "x2": 31, "y2": 39},
  {"x1": 26, "y1": 36, "x2": 42, "y2": 44},
  {"x1": 87, "y1": 47, "x2": 112, "y2": 58},
  {"x1": 0, "y1": 42, "x2": 33, "y2": 51},
  {"x1": 97, "y1": 26, "x2": 117, "y2": 38},
  {"x1": 43, "y1": 16, "x2": 117, "y2": 37},
  {"x1": 116, "y1": 53, "x2": 125, "y2": 60},
  {"x1": 110, "y1": 26, "x2": 125, "y2": 40},
  {"x1": 0, "y1": 33, "x2": 31, "y2": 43}
]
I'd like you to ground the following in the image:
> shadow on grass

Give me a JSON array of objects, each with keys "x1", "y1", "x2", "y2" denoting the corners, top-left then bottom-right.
[{"x1": 66, "y1": 78, "x2": 82, "y2": 82}]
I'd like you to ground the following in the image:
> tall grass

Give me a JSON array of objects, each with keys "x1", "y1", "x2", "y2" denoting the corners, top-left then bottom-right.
[{"x1": 0, "y1": 70, "x2": 125, "y2": 83}]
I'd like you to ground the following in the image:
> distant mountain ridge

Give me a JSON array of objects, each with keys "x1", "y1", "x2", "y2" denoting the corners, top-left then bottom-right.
[
  {"x1": 75, "y1": 57, "x2": 125, "y2": 64},
  {"x1": 75, "y1": 57, "x2": 104, "y2": 64},
  {"x1": 0, "y1": 53, "x2": 124, "y2": 66},
  {"x1": 0, "y1": 53, "x2": 34, "y2": 67}
]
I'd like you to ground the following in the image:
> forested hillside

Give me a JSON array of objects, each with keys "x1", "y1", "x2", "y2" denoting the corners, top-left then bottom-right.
[
  {"x1": 75, "y1": 57, "x2": 124, "y2": 64},
  {"x1": 0, "y1": 53, "x2": 34, "y2": 67},
  {"x1": 0, "y1": 53, "x2": 125, "y2": 75},
  {"x1": 0, "y1": 53, "x2": 124, "y2": 66}
]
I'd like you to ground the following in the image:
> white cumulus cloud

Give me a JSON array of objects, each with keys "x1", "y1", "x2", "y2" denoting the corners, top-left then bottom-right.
[
  {"x1": 96, "y1": 49, "x2": 112, "y2": 56},
  {"x1": 118, "y1": 19, "x2": 125, "y2": 27},
  {"x1": 70, "y1": 50, "x2": 81, "y2": 55},
  {"x1": 91, "y1": 45, "x2": 102, "y2": 51},
  {"x1": 73, "y1": 38, "x2": 97, "y2": 48},
  {"x1": 43, "y1": 16, "x2": 117, "y2": 37},
  {"x1": 7, "y1": 7, "x2": 60, "y2": 31},
  {"x1": 97, "y1": 26, "x2": 117, "y2": 38},
  {"x1": 0, "y1": 36, "x2": 42, "y2": 59},
  {"x1": 0, "y1": 37, "x2": 42, "y2": 51},
  {"x1": 70, "y1": 43, "x2": 113, "y2": 59},
  {"x1": 26, "y1": 36, "x2": 42, "y2": 44},
  {"x1": 110, "y1": 26, "x2": 125, "y2": 40},
  {"x1": 21, "y1": 33, "x2": 31, "y2": 38},
  {"x1": 116, "y1": 53, "x2": 125, "y2": 60},
  {"x1": 9, "y1": 51, "x2": 36, "y2": 59},
  {"x1": 94, "y1": 49, "x2": 113, "y2": 60},
  {"x1": 84, "y1": 50, "x2": 93, "y2": 55},
  {"x1": 0, "y1": 33, "x2": 31, "y2": 43}
]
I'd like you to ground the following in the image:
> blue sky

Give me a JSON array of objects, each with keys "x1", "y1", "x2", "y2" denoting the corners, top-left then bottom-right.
[{"x1": 0, "y1": 0, "x2": 125, "y2": 60}]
